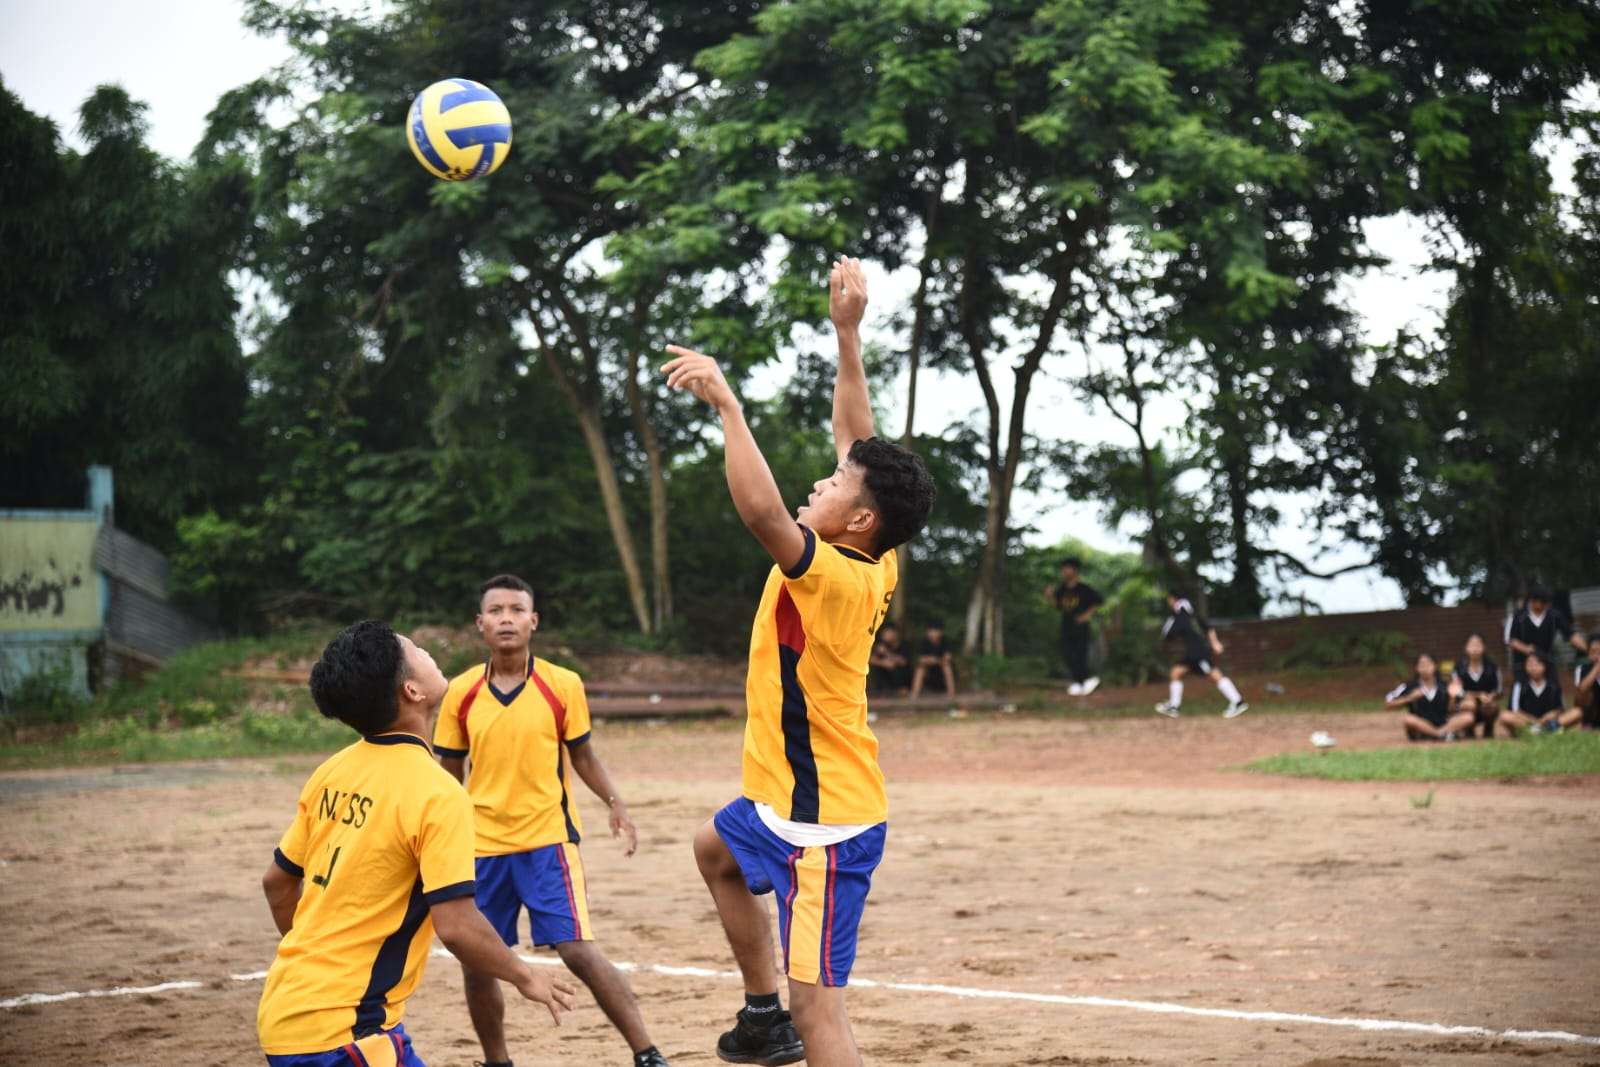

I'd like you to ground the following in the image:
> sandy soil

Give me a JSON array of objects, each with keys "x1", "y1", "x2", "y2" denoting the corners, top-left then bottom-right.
[{"x1": 2, "y1": 709, "x2": 1596, "y2": 1066}]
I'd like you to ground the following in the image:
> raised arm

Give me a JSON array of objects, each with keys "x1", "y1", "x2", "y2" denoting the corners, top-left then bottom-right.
[
  {"x1": 829, "y1": 256, "x2": 874, "y2": 460},
  {"x1": 663, "y1": 345, "x2": 807, "y2": 572}
]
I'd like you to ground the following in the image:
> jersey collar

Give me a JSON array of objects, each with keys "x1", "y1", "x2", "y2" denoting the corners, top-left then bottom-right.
[
  {"x1": 363, "y1": 731, "x2": 431, "y2": 752},
  {"x1": 833, "y1": 544, "x2": 881, "y2": 564}
]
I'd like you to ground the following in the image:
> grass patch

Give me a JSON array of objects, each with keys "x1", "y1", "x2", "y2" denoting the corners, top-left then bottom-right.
[
  {"x1": 1247, "y1": 731, "x2": 1600, "y2": 782},
  {"x1": 0, "y1": 709, "x2": 355, "y2": 770}
]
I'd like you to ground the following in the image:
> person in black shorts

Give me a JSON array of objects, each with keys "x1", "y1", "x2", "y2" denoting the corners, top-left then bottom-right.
[
  {"x1": 1499, "y1": 650, "x2": 1565, "y2": 735},
  {"x1": 1044, "y1": 557, "x2": 1105, "y2": 696},
  {"x1": 1387, "y1": 652, "x2": 1474, "y2": 741},
  {"x1": 909, "y1": 621, "x2": 956, "y2": 700},
  {"x1": 1447, "y1": 632, "x2": 1501, "y2": 738},
  {"x1": 1505, "y1": 586, "x2": 1586, "y2": 681},
  {"x1": 1556, "y1": 634, "x2": 1600, "y2": 732},
  {"x1": 1153, "y1": 592, "x2": 1247, "y2": 718},
  {"x1": 868, "y1": 622, "x2": 912, "y2": 694}
]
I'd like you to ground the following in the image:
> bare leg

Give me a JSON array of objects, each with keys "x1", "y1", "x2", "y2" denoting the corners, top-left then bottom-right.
[
  {"x1": 555, "y1": 940, "x2": 652, "y2": 1052},
  {"x1": 694, "y1": 819, "x2": 781, "y2": 996},
  {"x1": 940, "y1": 661, "x2": 956, "y2": 697},
  {"x1": 909, "y1": 663, "x2": 926, "y2": 700},
  {"x1": 462, "y1": 964, "x2": 511, "y2": 1064},
  {"x1": 789, "y1": 979, "x2": 860, "y2": 1067},
  {"x1": 1402, "y1": 712, "x2": 1444, "y2": 740}
]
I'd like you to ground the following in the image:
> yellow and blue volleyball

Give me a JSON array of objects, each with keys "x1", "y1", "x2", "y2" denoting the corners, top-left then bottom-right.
[{"x1": 405, "y1": 78, "x2": 512, "y2": 181}]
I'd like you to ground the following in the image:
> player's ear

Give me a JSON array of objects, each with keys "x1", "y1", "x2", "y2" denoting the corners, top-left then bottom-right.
[
  {"x1": 530, "y1": 611, "x2": 540, "y2": 632},
  {"x1": 846, "y1": 505, "x2": 877, "y2": 536}
]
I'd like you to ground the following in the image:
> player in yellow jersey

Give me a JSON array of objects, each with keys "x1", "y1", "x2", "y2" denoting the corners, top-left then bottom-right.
[
  {"x1": 662, "y1": 257, "x2": 936, "y2": 1067},
  {"x1": 258, "y1": 620, "x2": 575, "y2": 1067},
  {"x1": 432, "y1": 574, "x2": 669, "y2": 1067}
]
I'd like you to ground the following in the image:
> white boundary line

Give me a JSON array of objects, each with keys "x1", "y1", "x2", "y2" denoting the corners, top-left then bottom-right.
[{"x1": 4, "y1": 951, "x2": 1596, "y2": 1050}]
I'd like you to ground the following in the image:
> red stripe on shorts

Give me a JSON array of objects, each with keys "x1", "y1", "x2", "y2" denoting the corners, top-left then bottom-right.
[
  {"x1": 342, "y1": 1042, "x2": 370, "y2": 1067},
  {"x1": 782, "y1": 847, "x2": 802, "y2": 972},
  {"x1": 555, "y1": 845, "x2": 582, "y2": 941},
  {"x1": 822, "y1": 845, "x2": 838, "y2": 985}
]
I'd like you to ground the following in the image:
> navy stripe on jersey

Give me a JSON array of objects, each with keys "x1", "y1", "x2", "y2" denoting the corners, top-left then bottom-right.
[
  {"x1": 362, "y1": 733, "x2": 430, "y2": 750},
  {"x1": 422, "y1": 879, "x2": 476, "y2": 906},
  {"x1": 775, "y1": 585, "x2": 820, "y2": 823},
  {"x1": 353, "y1": 879, "x2": 429, "y2": 1038},
  {"x1": 784, "y1": 525, "x2": 818, "y2": 579},
  {"x1": 273, "y1": 848, "x2": 304, "y2": 879}
]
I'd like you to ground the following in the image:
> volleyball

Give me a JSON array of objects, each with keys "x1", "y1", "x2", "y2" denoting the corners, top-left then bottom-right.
[{"x1": 405, "y1": 78, "x2": 512, "y2": 181}]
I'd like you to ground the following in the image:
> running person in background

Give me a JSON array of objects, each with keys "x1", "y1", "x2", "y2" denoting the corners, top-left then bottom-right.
[
  {"x1": 1498, "y1": 650, "x2": 1565, "y2": 735},
  {"x1": 1448, "y1": 633, "x2": 1502, "y2": 739},
  {"x1": 1505, "y1": 586, "x2": 1586, "y2": 681},
  {"x1": 1154, "y1": 591, "x2": 1248, "y2": 718},
  {"x1": 1558, "y1": 634, "x2": 1600, "y2": 731},
  {"x1": 664, "y1": 256, "x2": 936, "y2": 1067},
  {"x1": 1388, "y1": 652, "x2": 1474, "y2": 742},
  {"x1": 433, "y1": 575, "x2": 668, "y2": 1067},
  {"x1": 258, "y1": 621, "x2": 574, "y2": 1067},
  {"x1": 909, "y1": 620, "x2": 957, "y2": 701},
  {"x1": 1045, "y1": 557, "x2": 1104, "y2": 695}
]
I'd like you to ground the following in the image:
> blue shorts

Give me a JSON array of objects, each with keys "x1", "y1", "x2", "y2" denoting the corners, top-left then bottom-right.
[
  {"x1": 264, "y1": 1023, "x2": 423, "y2": 1067},
  {"x1": 713, "y1": 797, "x2": 886, "y2": 987},
  {"x1": 475, "y1": 843, "x2": 593, "y2": 947}
]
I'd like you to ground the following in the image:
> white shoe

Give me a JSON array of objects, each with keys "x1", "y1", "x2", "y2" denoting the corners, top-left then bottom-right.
[
  {"x1": 1154, "y1": 701, "x2": 1180, "y2": 718},
  {"x1": 1081, "y1": 677, "x2": 1100, "y2": 695},
  {"x1": 1223, "y1": 702, "x2": 1249, "y2": 719},
  {"x1": 1067, "y1": 682, "x2": 1084, "y2": 696}
]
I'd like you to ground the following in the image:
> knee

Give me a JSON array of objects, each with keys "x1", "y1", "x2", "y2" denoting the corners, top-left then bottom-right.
[
  {"x1": 789, "y1": 985, "x2": 845, "y2": 1034},
  {"x1": 693, "y1": 820, "x2": 732, "y2": 878},
  {"x1": 556, "y1": 940, "x2": 600, "y2": 980}
]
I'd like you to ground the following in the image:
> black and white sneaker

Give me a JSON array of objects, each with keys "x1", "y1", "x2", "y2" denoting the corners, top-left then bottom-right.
[
  {"x1": 1223, "y1": 702, "x2": 1248, "y2": 719},
  {"x1": 1154, "y1": 701, "x2": 1180, "y2": 718},
  {"x1": 635, "y1": 1049, "x2": 672, "y2": 1067},
  {"x1": 716, "y1": 1008, "x2": 805, "y2": 1065}
]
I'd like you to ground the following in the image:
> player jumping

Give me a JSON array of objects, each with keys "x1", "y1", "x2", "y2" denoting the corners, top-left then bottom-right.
[
  {"x1": 433, "y1": 575, "x2": 669, "y2": 1067},
  {"x1": 663, "y1": 256, "x2": 936, "y2": 1067},
  {"x1": 257, "y1": 621, "x2": 575, "y2": 1066},
  {"x1": 1153, "y1": 591, "x2": 1249, "y2": 718}
]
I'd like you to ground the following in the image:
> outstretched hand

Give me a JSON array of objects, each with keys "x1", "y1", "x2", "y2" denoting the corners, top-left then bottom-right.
[
  {"x1": 515, "y1": 967, "x2": 578, "y2": 1025},
  {"x1": 663, "y1": 345, "x2": 738, "y2": 414},
  {"x1": 829, "y1": 256, "x2": 868, "y2": 332}
]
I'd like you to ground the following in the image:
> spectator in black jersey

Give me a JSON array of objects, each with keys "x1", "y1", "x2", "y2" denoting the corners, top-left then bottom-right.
[
  {"x1": 868, "y1": 622, "x2": 912, "y2": 694},
  {"x1": 1447, "y1": 632, "x2": 1501, "y2": 739},
  {"x1": 1556, "y1": 634, "x2": 1600, "y2": 732},
  {"x1": 1153, "y1": 592, "x2": 1248, "y2": 719},
  {"x1": 910, "y1": 621, "x2": 956, "y2": 700},
  {"x1": 1505, "y1": 587, "x2": 1586, "y2": 681},
  {"x1": 1044, "y1": 557, "x2": 1105, "y2": 696},
  {"x1": 1387, "y1": 652, "x2": 1474, "y2": 742},
  {"x1": 1499, "y1": 651, "x2": 1565, "y2": 736}
]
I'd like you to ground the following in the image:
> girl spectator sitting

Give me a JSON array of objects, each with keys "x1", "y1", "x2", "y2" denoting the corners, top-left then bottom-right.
[
  {"x1": 1499, "y1": 650, "x2": 1565, "y2": 736},
  {"x1": 1555, "y1": 634, "x2": 1600, "y2": 732},
  {"x1": 1387, "y1": 652, "x2": 1474, "y2": 742},
  {"x1": 1447, "y1": 633, "x2": 1501, "y2": 739}
]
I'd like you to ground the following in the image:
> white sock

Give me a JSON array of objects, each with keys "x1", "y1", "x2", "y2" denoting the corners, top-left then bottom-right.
[
  {"x1": 1218, "y1": 676, "x2": 1242, "y2": 704},
  {"x1": 1169, "y1": 680, "x2": 1183, "y2": 707}
]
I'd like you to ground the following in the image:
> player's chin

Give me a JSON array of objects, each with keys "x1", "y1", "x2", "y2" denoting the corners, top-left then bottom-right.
[{"x1": 794, "y1": 503, "x2": 811, "y2": 523}]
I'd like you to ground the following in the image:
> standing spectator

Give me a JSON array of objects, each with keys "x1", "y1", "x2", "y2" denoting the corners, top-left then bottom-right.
[
  {"x1": 910, "y1": 621, "x2": 957, "y2": 701},
  {"x1": 1499, "y1": 651, "x2": 1565, "y2": 736},
  {"x1": 868, "y1": 622, "x2": 912, "y2": 694},
  {"x1": 1044, "y1": 556, "x2": 1105, "y2": 696},
  {"x1": 1447, "y1": 633, "x2": 1501, "y2": 739},
  {"x1": 1505, "y1": 586, "x2": 1586, "y2": 681},
  {"x1": 1387, "y1": 652, "x2": 1474, "y2": 742},
  {"x1": 1556, "y1": 634, "x2": 1600, "y2": 732}
]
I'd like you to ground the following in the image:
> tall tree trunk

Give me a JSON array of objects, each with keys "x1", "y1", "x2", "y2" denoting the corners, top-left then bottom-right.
[
  {"x1": 893, "y1": 230, "x2": 936, "y2": 629},
  {"x1": 623, "y1": 297, "x2": 672, "y2": 631},
  {"x1": 530, "y1": 293, "x2": 653, "y2": 634},
  {"x1": 1212, "y1": 358, "x2": 1262, "y2": 615}
]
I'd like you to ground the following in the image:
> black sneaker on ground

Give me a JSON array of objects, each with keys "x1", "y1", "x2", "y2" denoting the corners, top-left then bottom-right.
[
  {"x1": 716, "y1": 1007, "x2": 805, "y2": 1065},
  {"x1": 635, "y1": 1049, "x2": 672, "y2": 1067}
]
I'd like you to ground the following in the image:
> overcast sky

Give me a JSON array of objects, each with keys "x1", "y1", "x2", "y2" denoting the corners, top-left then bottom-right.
[{"x1": 4, "y1": 0, "x2": 1486, "y2": 615}]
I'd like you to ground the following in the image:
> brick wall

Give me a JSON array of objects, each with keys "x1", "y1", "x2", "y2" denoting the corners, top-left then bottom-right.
[{"x1": 1211, "y1": 602, "x2": 1598, "y2": 673}]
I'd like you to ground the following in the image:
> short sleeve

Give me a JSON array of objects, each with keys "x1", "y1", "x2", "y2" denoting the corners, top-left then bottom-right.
[
  {"x1": 432, "y1": 681, "x2": 470, "y2": 758},
  {"x1": 417, "y1": 779, "x2": 477, "y2": 904},
  {"x1": 562, "y1": 673, "x2": 592, "y2": 746},
  {"x1": 274, "y1": 781, "x2": 314, "y2": 876}
]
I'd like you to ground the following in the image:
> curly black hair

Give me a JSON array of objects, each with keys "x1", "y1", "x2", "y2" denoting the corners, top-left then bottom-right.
[
  {"x1": 308, "y1": 620, "x2": 408, "y2": 736},
  {"x1": 847, "y1": 436, "x2": 936, "y2": 555}
]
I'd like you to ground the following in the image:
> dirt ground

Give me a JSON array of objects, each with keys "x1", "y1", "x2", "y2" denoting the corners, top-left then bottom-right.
[{"x1": 2, "y1": 708, "x2": 1597, "y2": 1066}]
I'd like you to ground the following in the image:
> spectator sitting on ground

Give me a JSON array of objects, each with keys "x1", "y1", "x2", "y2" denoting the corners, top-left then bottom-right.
[
  {"x1": 1448, "y1": 632, "x2": 1501, "y2": 739},
  {"x1": 868, "y1": 622, "x2": 912, "y2": 694},
  {"x1": 1386, "y1": 652, "x2": 1474, "y2": 742},
  {"x1": 1499, "y1": 650, "x2": 1565, "y2": 736},
  {"x1": 1505, "y1": 586, "x2": 1586, "y2": 681},
  {"x1": 910, "y1": 621, "x2": 957, "y2": 701},
  {"x1": 1556, "y1": 634, "x2": 1600, "y2": 732}
]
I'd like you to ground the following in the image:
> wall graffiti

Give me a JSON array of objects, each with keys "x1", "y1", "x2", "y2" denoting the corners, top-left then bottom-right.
[
  {"x1": 1, "y1": 568, "x2": 86, "y2": 616},
  {"x1": 1, "y1": 519, "x2": 102, "y2": 632}
]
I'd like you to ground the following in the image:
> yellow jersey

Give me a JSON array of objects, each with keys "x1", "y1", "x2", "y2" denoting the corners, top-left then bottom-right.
[
  {"x1": 743, "y1": 525, "x2": 895, "y2": 825},
  {"x1": 257, "y1": 732, "x2": 476, "y2": 1055},
  {"x1": 432, "y1": 656, "x2": 593, "y2": 856}
]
